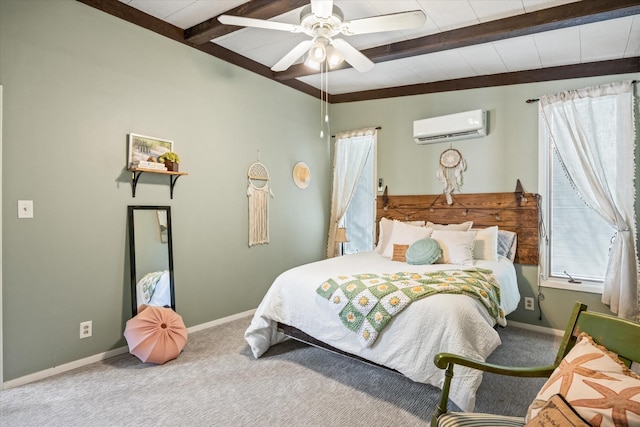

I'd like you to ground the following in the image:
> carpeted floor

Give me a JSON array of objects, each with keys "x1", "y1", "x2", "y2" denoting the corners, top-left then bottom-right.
[{"x1": 0, "y1": 316, "x2": 560, "y2": 426}]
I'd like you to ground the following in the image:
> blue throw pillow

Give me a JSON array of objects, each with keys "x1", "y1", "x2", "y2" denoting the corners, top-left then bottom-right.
[{"x1": 405, "y1": 238, "x2": 442, "y2": 265}]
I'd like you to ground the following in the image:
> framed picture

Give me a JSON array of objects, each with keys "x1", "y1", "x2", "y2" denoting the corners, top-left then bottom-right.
[{"x1": 128, "y1": 133, "x2": 173, "y2": 167}]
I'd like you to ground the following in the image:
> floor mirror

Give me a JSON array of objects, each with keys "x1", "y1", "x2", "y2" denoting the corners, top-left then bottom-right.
[{"x1": 128, "y1": 205, "x2": 175, "y2": 316}]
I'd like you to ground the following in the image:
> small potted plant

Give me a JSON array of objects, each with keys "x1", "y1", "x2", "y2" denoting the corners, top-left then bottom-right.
[{"x1": 158, "y1": 152, "x2": 180, "y2": 172}]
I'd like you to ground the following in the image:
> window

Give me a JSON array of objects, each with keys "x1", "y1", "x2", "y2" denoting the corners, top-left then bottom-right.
[
  {"x1": 539, "y1": 130, "x2": 616, "y2": 291},
  {"x1": 538, "y1": 86, "x2": 630, "y2": 293},
  {"x1": 327, "y1": 128, "x2": 377, "y2": 258},
  {"x1": 342, "y1": 147, "x2": 375, "y2": 254}
]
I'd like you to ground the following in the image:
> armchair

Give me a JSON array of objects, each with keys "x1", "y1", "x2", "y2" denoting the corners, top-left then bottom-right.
[{"x1": 431, "y1": 302, "x2": 640, "y2": 426}]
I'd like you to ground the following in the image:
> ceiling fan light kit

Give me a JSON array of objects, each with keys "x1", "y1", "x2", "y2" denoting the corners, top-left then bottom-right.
[
  {"x1": 309, "y1": 38, "x2": 329, "y2": 62},
  {"x1": 326, "y1": 45, "x2": 344, "y2": 69},
  {"x1": 218, "y1": 1, "x2": 426, "y2": 73},
  {"x1": 306, "y1": 38, "x2": 344, "y2": 69}
]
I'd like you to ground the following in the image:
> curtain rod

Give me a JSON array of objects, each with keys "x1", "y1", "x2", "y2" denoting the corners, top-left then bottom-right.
[
  {"x1": 331, "y1": 126, "x2": 381, "y2": 138},
  {"x1": 525, "y1": 80, "x2": 638, "y2": 103}
]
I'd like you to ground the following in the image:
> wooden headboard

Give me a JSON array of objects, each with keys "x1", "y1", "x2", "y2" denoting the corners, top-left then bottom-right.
[{"x1": 376, "y1": 187, "x2": 540, "y2": 265}]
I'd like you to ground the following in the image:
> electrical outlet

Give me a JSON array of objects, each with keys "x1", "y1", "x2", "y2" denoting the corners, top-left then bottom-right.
[
  {"x1": 524, "y1": 297, "x2": 534, "y2": 311},
  {"x1": 18, "y1": 200, "x2": 34, "y2": 218},
  {"x1": 80, "y1": 321, "x2": 92, "y2": 339}
]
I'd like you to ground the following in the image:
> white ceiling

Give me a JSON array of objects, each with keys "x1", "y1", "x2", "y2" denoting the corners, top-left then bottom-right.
[{"x1": 118, "y1": 0, "x2": 640, "y2": 95}]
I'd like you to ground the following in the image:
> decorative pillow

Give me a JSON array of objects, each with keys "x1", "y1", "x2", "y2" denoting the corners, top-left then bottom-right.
[
  {"x1": 497, "y1": 230, "x2": 518, "y2": 261},
  {"x1": 430, "y1": 230, "x2": 475, "y2": 265},
  {"x1": 381, "y1": 221, "x2": 433, "y2": 259},
  {"x1": 426, "y1": 221, "x2": 473, "y2": 231},
  {"x1": 526, "y1": 333, "x2": 640, "y2": 426},
  {"x1": 472, "y1": 226, "x2": 499, "y2": 261},
  {"x1": 391, "y1": 244, "x2": 410, "y2": 262},
  {"x1": 405, "y1": 238, "x2": 442, "y2": 265},
  {"x1": 375, "y1": 217, "x2": 393, "y2": 254},
  {"x1": 525, "y1": 394, "x2": 590, "y2": 427},
  {"x1": 376, "y1": 218, "x2": 425, "y2": 254}
]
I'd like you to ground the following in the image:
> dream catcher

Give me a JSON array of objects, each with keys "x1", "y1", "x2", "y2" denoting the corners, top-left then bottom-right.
[
  {"x1": 247, "y1": 159, "x2": 274, "y2": 247},
  {"x1": 436, "y1": 148, "x2": 466, "y2": 204}
]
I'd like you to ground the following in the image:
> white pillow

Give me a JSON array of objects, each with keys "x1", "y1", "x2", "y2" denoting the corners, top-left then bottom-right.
[
  {"x1": 426, "y1": 221, "x2": 473, "y2": 231},
  {"x1": 381, "y1": 222, "x2": 433, "y2": 259},
  {"x1": 431, "y1": 230, "x2": 475, "y2": 265},
  {"x1": 472, "y1": 226, "x2": 499, "y2": 261},
  {"x1": 375, "y1": 217, "x2": 393, "y2": 254},
  {"x1": 376, "y1": 218, "x2": 425, "y2": 254}
]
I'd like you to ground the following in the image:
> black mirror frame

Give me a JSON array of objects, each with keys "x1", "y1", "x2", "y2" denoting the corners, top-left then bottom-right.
[{"x1": 128, "y1": 205, "x2": 175, "y2": 317}]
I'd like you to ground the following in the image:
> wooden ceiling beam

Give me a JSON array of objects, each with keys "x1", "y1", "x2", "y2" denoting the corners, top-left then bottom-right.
[
  {"x1": 184, "y1": 0, "x2": 308, "y2": 45},
  {"x1": 275, "y1": 0, "x2": 640, "y2": 81},
  {"x1": 76, "y1": 0, "x2": 185, "y2": 40},
  {"x1": 330, "y1": 57, "x2": 640, "y2": 103}
]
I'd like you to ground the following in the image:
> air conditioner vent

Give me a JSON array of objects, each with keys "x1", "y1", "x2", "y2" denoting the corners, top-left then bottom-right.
[{"x1": 414, "y1": 110, "x2": 487, "y2": 144}]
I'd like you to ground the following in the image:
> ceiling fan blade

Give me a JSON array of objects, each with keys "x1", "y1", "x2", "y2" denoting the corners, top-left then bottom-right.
[
  {"x1": 331, "y1": 39, "x2": 374, "y2": 73},
  {"x1": 218, "y1": 15, "x2": 301, "y2": 33},
  {"x1": 271, "y1": 40, "x2": 314, "y2": 72},
  {"x1": 311, "y1": 0, "x2": 333, "y2": 19},
  {"x1": 341, "y1": 10, "x2": 426, "y2": 35}
]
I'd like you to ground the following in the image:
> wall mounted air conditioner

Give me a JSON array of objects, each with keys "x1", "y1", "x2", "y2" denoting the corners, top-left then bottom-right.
[{"x1": 413, "y1": 109, "x2": 487, "y2": 144}]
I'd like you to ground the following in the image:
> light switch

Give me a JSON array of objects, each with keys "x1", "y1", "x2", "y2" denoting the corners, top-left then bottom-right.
[{"x1": 18, "y1": 200, "x2": 33, "y2": 219}]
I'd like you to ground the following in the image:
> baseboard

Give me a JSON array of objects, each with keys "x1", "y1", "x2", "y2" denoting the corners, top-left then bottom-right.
[
  {"x1": 508, "y1": 320, "x2": 565, "y2": 337},
  {"x1": 2, "y1": 346, "x2": 130, "y2": 390},
  {"x1": 187, "y1": 309, "x2": 255, "y2": 333},
  {"x1": 2, "y1": 309, "x2": 256, "y2": 390}
]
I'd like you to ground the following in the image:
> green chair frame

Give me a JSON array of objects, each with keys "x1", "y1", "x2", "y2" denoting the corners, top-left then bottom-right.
[{"x1": 430, "y1": 302, "x2": 640, "y2": 426}]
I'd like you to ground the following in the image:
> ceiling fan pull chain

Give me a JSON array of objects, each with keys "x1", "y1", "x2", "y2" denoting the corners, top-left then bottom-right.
[
  {"x1": 320, "y1": 59, "x2": 325, "y2": 138},
  {"x1": 325, "y1": 64, "x2": 329, "y2": 124}
]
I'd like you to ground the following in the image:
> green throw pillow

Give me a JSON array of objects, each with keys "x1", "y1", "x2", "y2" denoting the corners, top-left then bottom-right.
[{"x1": 405, "y1": 238, "x2": 442, "y2": 265}]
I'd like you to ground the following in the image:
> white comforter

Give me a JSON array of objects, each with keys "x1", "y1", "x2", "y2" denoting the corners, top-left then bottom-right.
[{"x1": 245, "y1": 251, "x2": 520, "y2": 412}]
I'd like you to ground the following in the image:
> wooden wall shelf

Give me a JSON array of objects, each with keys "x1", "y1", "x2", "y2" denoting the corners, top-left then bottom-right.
[{"x1": 129, "y1": 168, "x2": 188, "y2": 199}]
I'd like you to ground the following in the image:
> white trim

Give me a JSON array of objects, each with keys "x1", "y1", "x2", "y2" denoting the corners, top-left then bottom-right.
[
  {"x1": 3, "y1": 347, "x2": 129, "y2": 390},
  {"x1": 508, "y1": 320, "x2": 565, "y2": 337},
  {"x1": 186, "y1": 309, "x2": 255, "y2": 333},
  {"x1": 539, "y1": 278, "x2": 603, "y2": 294},
  {"x1": 2, "y1": 308, "x2": 256, "y2": 390}
]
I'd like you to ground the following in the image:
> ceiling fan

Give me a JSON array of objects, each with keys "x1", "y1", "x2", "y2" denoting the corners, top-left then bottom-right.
[{"x1": 218, "y1": 0, "x2": 426, "y2": 73}]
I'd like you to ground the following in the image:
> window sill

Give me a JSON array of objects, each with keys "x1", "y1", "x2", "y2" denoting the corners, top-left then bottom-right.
[{"x1": 539, "y1": 278, "x2": 603, "y2": 294}]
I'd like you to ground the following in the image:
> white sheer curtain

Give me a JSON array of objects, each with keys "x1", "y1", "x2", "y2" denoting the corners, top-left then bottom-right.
[
  {"x1": 539, "y1": 81, "x2": 638, "y2": 321},
  {"x1": 326, "y1": 128, "x2": 376, "y2": 258}
]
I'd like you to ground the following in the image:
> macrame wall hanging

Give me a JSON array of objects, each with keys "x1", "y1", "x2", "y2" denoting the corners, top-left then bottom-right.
[
  {"x1": 247, "y1": 156, "x2": 274, "y2": 247},
  {"x1": 436, "y1": 147, "x2": 466, "y2": 204}
]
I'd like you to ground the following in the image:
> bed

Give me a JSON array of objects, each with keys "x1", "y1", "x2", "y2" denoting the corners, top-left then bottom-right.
[
  {"x1": 245, "y1": 189, "x2": 539, "y2": 412},
  {"x1": 135, "y1": 270, "x2": 172, "y2": 310}
]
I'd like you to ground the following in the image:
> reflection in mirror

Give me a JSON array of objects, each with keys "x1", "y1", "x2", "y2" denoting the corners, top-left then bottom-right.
[{"x1": 128, "y1": 206, "x2": 175, "y2": 317}]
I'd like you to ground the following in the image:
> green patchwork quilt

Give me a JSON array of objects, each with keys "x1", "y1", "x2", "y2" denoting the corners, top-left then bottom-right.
[
  {"x1": 138, "y1": 271, "x2": 165, "y2": 304},
  {"x1": 316, "y1": 269, "x2": 505, "y2": 347}
]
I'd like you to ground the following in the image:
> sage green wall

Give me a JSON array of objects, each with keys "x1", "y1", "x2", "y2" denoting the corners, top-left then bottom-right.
[
  {"x1": 0, "y1": 0, "x2": 330, "y2": 381},
  {"x1": 2, "y1": 0, "x2": 638, "y2": 384},
  {"x1": 330, "y1": 72, "x2": 640, "y2": 331}
]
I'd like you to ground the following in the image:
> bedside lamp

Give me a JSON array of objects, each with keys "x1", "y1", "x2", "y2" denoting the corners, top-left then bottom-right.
[{"x1": 335, "y1": 227, "x2": 349, "y2": 256}]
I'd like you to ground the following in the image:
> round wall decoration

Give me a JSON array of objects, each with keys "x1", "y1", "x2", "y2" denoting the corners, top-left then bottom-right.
[
  {"x1": 436, "y1": 148, "x2": 466, "y2": 204},
  {"x1": 439, "y1": 148, "x2": 462, "y2": 168},
  {"x1": 293, "y1": 162, "x2": 311, "y2": 189}
]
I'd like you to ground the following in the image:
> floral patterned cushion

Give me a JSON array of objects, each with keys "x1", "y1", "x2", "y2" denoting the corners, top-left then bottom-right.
[{"x1": 526, "y1": 333, "x2": 640, "y2": 427}]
